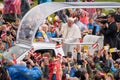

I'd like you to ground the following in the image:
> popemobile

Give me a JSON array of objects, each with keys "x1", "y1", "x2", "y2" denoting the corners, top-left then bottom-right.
[{"x1": 2, "y1": 2, "x2": 120, "y2": 62}]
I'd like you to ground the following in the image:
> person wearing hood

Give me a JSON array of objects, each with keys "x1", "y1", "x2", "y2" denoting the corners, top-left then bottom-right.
[{"x1": 6, "y1": 59, "x2": 42, "y2": 80}]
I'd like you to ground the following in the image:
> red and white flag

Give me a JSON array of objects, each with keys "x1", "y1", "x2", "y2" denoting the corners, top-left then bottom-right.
[
  {"x1": 100, "y1": 48, "x2": 105, "y2": 54},
  {"x1": 34, "y1": 53, "x2": 41, "y2": 59},
  {"x1": 62, "y1": 57, "x2": 67, "y2": 63},
  {"x1": 1, "y1": 32, "x2": 6, "y2": 38},
  {"x1": 92, "y1": 42, "x2": 99, "y2": 49},
  {"x1": 28, "y1": 47, "x2": 34, "y2": 55},
  {"x1": 56, "y1": 53, "x2": 62, "y2": 59},
  {"x1": 56, "y1": 44, "x2": 62, "y2": 48}
]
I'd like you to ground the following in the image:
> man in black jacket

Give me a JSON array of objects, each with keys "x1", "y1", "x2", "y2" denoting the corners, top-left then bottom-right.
[
  {"x1": 100, "y1": 13, "x2": 117, "y2": 48},
  {"x1": 100, "y1": 13, "x2": 118, "y2": 60},
  {"x1": 115, "y1": 14, "x2": 120, "y2": 50}
]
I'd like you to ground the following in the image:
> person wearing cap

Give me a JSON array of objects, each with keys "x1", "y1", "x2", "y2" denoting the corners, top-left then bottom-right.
[
  {"x1": 60, "y1": 17, "x2": 81, "y2": 55},
  {"x1": 60, "y1": 17, "x2": 81, "y2": 40},
  {"x1": 6, "y1": 58, "x2": 42, "y2": 80}
]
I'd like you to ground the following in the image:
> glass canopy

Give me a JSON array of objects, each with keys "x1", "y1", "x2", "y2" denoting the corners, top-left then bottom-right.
[{"x1": 17, "y1": 2, "x2": 120, "y2": 46}]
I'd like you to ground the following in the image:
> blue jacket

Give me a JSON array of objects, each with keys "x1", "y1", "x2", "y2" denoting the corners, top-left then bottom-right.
[
  {"x1": 87, "y1": 23, "x2": 100, "y2": 33},
  {"x1": 7, "y1": 64, "x2": 42, "y2": 80},
  {"x1": 39, "y1": 0, "x2": 51, "y2": 4},
  {"x1": 51, "y1": 31, "x2": 57, "y2": 38},
  {"x1": 111, "y1": 62, "x2": 117, "y2": 73},
  {"x1": 70, "y1": 67, "x2": 76, "y2": 77},
  {"x1": 35, "y1": 31, "x2": 52, "y2": 38}
]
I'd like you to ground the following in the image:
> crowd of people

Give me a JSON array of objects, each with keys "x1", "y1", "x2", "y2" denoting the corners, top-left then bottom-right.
[{"x1": 0, "y1": 0, "x2": 120, "y2": 80}]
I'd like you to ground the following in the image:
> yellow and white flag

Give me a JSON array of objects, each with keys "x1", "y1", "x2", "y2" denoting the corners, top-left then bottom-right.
[
  {"x1": 41, "y1": 31, "x2": 49, "y2": 42},
  {"x1": 83, "y1": 45, "x2": 89, "y2": 50},
  {"x1": 109, "y1": 48, "x2": 117, "y2": 53},
  {"x1": 104, "y1": 46, "x2": 110, "y2": 50}
]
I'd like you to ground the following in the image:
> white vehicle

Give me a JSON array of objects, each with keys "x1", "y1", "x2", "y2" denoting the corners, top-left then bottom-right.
[
  {"x1": 2, "y1": 2, "x2": 120, "y2": 62},
  {"x1": 3, "y1": 42, "x2": 64, "y2": 62}
]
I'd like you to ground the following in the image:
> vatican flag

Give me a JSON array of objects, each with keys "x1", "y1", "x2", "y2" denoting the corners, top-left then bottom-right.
[
  {"x1": 104, "y1": 46, "x2": 110, "y2": 50},
  {"x1": 109, "y1": 48, "x2": 117, "y2": 53},
  {"x1": 48, "y1": 16, "x2": 52, "y2": 22},
  {"x1": 83, "y1": 45, "x2": 89, "y2": 50}
]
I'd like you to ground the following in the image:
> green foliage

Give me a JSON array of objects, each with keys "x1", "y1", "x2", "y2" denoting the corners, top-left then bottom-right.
[{"x1": 0, "y1": 0, "x2": 2, "y2": 2}]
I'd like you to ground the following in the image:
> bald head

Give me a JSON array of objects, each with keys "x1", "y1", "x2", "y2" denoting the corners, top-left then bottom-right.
[
  {"x1": 40, "y1": 24, "x2": 48, "y2": 32},
  {"x1": 68, "y1": 17, "x2": 74, "y2": 22}
]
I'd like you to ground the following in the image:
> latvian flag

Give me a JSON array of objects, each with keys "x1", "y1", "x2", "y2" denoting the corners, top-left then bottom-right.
[
  {"x1": 100, "y1": 48, "x2": 105, "y2": 54},
  {"x1": 56, "y1": 44, "x2": 62, "y2": 48},
  {"x1": 92, "y1": 42, "x2": 99, "y2": 49},
  {"x1": 1, "y1": 32, "x2": 6, "y2": 38},
  {"x1": 28, "y1": 47, "x2": 34, "y2": 55},
  {"x1": 56, "y1": 53, "x2": 62, "y2": 59},
  {"x1": 62, "y1": 57, "x2": 68, "y2": 63},
  {"x1": 34, "y1": 53, "x2": 41, "y2": 61}
]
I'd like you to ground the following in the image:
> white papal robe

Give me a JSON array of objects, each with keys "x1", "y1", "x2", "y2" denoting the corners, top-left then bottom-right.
[{"x1": 61, "y1": 23, "x2": 81, "y2": 56}]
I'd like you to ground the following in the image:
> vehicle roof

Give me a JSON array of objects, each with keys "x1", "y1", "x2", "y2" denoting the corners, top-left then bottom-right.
[{"x1": 17, "y1": 2, "x2": 120, "y2": 46}]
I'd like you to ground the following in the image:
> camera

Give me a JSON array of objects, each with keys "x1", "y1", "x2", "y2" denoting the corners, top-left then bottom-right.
[
  {"x1": 98, "y1": 19, "x2": 108, "y2": 24},
  {"x1": 96, "y1": 16, "x2": 108, "y2": 24}
]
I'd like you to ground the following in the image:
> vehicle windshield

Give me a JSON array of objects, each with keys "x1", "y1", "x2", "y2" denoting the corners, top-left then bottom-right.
[{"x1": 3, "y1": 46, "x2": 29, "y2": 60}]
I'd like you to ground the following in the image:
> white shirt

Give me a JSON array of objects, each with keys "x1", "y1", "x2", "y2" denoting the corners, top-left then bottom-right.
[{"x1": 61, "y1": 23, "x2": 81, "y2": 42}]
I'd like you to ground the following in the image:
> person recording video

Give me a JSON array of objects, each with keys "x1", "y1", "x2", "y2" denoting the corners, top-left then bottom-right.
[
  {"x1": 99, "y1": 13, "x2": 117, "y2": 48},
  {"x1": 98, "y1": 13, "x2": 118, "y2": 60}
]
